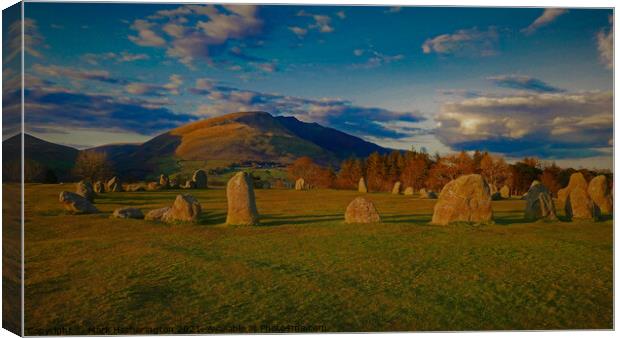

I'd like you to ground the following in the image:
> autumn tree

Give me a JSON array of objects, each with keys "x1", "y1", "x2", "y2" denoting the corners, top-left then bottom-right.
[
  {"x1": 72, "y1": 151, "x2": 114, "y2": 182},
  {"x1": 365, "y1": 152, "x2": 388, "y2": 191},
  {"x1": 335, "y1": 158, "x2": 364, "y2": 189},
  {"x1": 479, "y1": 153, "x2": 510, "y2": 191},
  {"x1": 539, "y1": 163, "x2": 562, "y2": 196},
  {"x1": 400, "y1": 150, "x2": 429, "y2": 190},
  {"x1": 287, "y1": 156, "x2": 334, "y2": 189}
]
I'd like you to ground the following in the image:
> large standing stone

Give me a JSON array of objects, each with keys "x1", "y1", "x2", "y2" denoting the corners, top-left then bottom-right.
[
  {"x1": 159, "y1": 174, "x2": 170, "y2": 188},
  {"x1": 106, "y1": 176, "x2": 123, "y2": 192},
  {"x1": 226, "y1": 172, "x2": 259, "y2": 225},
  {"x1": 93, "y1": 181, "x2": 105, "y2": 193},
  {"x1": 358, "y1": 177, "x2": 368, "y2": 193},
  {"x1": 524, "y1": 183, "x2": 557, "y2": 221},
  {"x1": 588, "y1": 175, "x2": 612, "y2": 214},
  {"x1": 500, "y1": 185, "x2": 510, "y2": 199},
  {"x1": 431, "y1": 174, "x2": 493, "y2": 225},
  {"x1": 295, "y1": 178, "x2": 306, "y2": 191},
  {"x1": 112, "y1": 207, "x2": 144, "y2": 219},
  {"x1": 145, "y1": 207, "x2": 171, "y2": 221},
  {"x1": 59, "y1": 191, "x2": 99, "y2": 214},
  {"x1": 404, "y1": 187, "x2": 414, "y2": 195},
  {"x1": 161, "y1": 194, "x2": 202, "y2": 223},
  {"x1": 557, "y1": 188, "x2": 569, "y2": 209},
  {"x1": 75, "y1": 180, "x2": 95, "y2": 202},
  {"x1": 192, "y1": 169, "x2": 208, "y2": 189},
  {"x1": 560, "y1": 172, "x2": 600, "y2": 220},
  {"x1": 345, "y1": 197, "x2": 381, "y2": 224},
  {"x1": 392, "y1": 182, "x2": 401, "y2": 194}
]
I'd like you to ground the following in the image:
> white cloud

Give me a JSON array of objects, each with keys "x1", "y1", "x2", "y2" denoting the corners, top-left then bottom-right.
[
  {"x1": 422, "y1": 27, "x2": 499, "y2": 57},
  {"x1": 521, "y1": 8, "x2": 568, "y2": 35},
  {"x1": 32, "y1": 64, "x2": 125, "y2": 84},
  {"x1": 292, "y1": 10, "x2": 335, "y2": 38},
  {"x1": 435, "y1": 91, "x2": 612, "y2": 158},
  {"x1": 597, "y1": 15, "x2": 613, "y2": 70},
  {"x1": 125, "y1": 74, "x2": 183, "y2": 96},
  {"x1": 82, "y1": 52, "x2": 149, "y2": 65},
  {"x1": 128, "y1": 5, "x2": 263, "y2": 66}
]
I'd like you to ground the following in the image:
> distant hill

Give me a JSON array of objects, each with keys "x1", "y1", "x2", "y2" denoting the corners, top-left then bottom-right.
[
  {"x1": 91, "y1": 111, "x2": 389, "y2": 179},
  {"x1": 3, "y1": 134, "x2": 79, "y2": 182},
  {"x1": 6, "y1": 112, "x2": 390, "y2": 181}
]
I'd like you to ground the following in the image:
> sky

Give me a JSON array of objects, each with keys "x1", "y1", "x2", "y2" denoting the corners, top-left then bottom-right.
[{"x1": 3, "y1": 3, "x2": 614, "y2": 169}]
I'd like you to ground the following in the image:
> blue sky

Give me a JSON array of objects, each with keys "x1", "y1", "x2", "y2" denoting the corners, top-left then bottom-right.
[{"x1": 7, "y1": 4, "x2": 613, "y2": 168}]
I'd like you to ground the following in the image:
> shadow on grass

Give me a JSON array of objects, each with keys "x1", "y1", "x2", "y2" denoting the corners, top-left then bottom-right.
[{"x1": 258, "y1": 213, "x2": 343, "y2": 226}]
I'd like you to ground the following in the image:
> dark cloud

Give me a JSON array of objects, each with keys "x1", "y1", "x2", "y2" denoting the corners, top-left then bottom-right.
[
  {"x1": 435, "y1": 91, "x2": 612, "y2": 159},
  {"x1": 487, "y1": 75, "x2": 565, "y2": 93},
  {"x1": 22, "y1": 86, "x2": 194, "y2": 136}
]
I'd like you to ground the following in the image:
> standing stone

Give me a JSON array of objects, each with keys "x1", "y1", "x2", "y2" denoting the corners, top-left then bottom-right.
[
  {"x1": 500, "y1": 185, "x2": 510, "y2": 199},
  {"x1": 145, "y1": 207, "x2": 171, "y2": 221},
  {"x1": 127, "y1": 183, "x2": 146, "y2": 192},
  {"x1": 146, "y1": 182, "x2": 162, "y2": 191},
  {"x1": 358, "y1": 177, "x2": 368, "y2": 193},
  {"x1": 111, "y1": 207, "x2": 144, "y2": 219},
  {"x1": 295, "y1": 178, "x2": 306, "y2": 191},
  {"x1": 392, "y1": 182, "x2": 401, "y2": 194},
  {"x1": 524, "y1": 183, "x2": 557, "y2": 221},
  {"x1": 161, "y1": 194, "x2": 202, "y2": 223},
  {"x1": 75, "y1": 180, "x2": 95, "y2": 202},
  {"x1": 59, "y1": 191, "x2": 99, "y2": 214},
  {"x1": 431, "y1": 174, "x2": 493, "y2": 225},
  {"x1": 181, "y1": 180, "x2": 196, "y2": 189},
  {"x1": 226, "y1": 172, "x2": 259, "y2": 226},
  {"x1": 557, "y1": 188, "x2": 569, "y2": 210},
  {"x1": 344, "y1": 197, "x2": 381, "y2": 224},
  {"x1": 192, "y1": 169, "x2": 208, "y2": 189},
  {"x1": 93, "y1": 181, "x2": 105, "y2": 193},
  {"x1": 404, "y1": 187, "x2": 414, "y2": 195},
  {"x1": 107, "y1": 176, "x2": 123, "y2": 192},
  {"x1": 560, "y1": 172, "x2": 600, "y2": 220},
  {"x1": 159, "y1": 174, "x2": 170, "y2": 188},
  {"x1": 588, "y1": 175, "x2": 612, "y2": 214}
]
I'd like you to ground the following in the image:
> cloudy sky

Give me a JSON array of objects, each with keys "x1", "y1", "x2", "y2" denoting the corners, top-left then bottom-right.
[{"x1": 4, "y1": 4, "x2": 614, "y2": 169}]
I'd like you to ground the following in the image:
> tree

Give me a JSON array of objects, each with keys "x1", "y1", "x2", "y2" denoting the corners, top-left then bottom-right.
[
  {"x1": 540, "y1": 163, "x2": 562, "y2": 196},
  {"x1": 335, "y1": 158, "x2": 363, "y2": 189},
  {"x1": 287, "y1": 156, "x2": 334, "y2": 189},
  {"x1": 72, "y1": 151, "x2": 114, "y2": 182},
  {"x1": 400, "y1": 150, "x2": 429, "y2": 190},
  {"x1": 365, "y1": 152, "x2": 388, "y2": 191},
  {"x1": 479, "y1": 153, "x2": 510, "y2": 191}
]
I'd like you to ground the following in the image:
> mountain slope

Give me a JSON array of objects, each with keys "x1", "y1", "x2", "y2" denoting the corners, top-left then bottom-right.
[
  {"x1": 10, "y1": 112, "x2": 391, "y2": 180},
  {"x1": 93, "y1": 111, "x2": 390, "y2": 178},
  {"x1": 3, "y1": 134, "x2": 79, "y2": 181}
]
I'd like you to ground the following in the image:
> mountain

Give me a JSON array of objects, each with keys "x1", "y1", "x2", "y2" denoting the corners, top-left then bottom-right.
[
  {"x1": 6, "y1": 112, "x2": 390, "y2": 181},
  {"x1": 94, "y1": 112, "x2": 389, "y2": 179},
  {"x1": 3, "y1": 134, "x2": 79, "y2": 182}
]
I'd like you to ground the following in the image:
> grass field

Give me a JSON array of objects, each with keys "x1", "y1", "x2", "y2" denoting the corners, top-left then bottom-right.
[{"x1": 21, "y1": 183, "x2": 612, "y2": 334}]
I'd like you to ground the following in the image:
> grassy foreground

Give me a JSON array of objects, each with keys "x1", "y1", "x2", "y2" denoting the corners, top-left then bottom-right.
[{"x1": 22, "y1": 183, "x2": 612, "y2": 333}]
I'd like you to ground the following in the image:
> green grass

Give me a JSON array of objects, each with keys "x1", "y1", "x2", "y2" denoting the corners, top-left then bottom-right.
[{"x1": 22, "y1": 183, "x2": 612, "y2": 334}]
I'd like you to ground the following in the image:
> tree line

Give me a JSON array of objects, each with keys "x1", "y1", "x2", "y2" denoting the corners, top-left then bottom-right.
[{"x1": 287, "y1": 149, "x2": 613, "y2": 196}]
